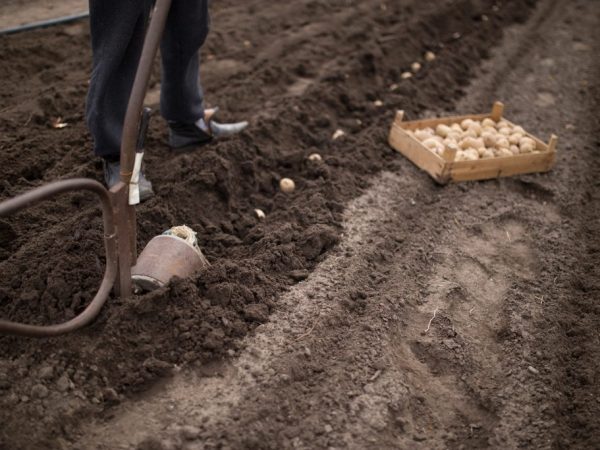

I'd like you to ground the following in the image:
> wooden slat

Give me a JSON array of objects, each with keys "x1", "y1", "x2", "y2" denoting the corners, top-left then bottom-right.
[
  {"x1": 388, "y1": 122, "x2": 447, "y2": 183},
  {"x1": 397, "y1": 113, "x2": 494, "y2": 131},
  {"x1": 450, "y1": 151, "x2": 556, "y2": 182},
  {"x1": 491, "y1": 101, "x2": 504, "y2": 121}
]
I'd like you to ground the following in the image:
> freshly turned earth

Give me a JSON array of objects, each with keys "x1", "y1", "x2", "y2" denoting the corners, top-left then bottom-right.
[{"x1": 0, "y1": 0, "x2": 598, "y2": 448}]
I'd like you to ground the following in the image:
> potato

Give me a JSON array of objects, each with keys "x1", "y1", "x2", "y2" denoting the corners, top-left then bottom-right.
[
  {"x1": 482, "y1": 131, "x2": 497, "y2": 147},
  {"x1": 482, "y1": 118, "x2": 496, "y2": 128},
  {"x1": 435, "y1": 124, "x2": 452, "y2": 138},
  {"x1": 496, "y1": 137, "x2": 510, "y2": 148},
  {"x1": 480, "y1": 148, "x2": 495, "y2": 159},
  {"x1": 455, "y1": 150, "x2": 466, "y2": 161},
  {"x1": 497, "y1": 120, "x2": 510, "y2": 129},
  {"x1": 444, "y1": 138, "x2": 458, "y2": 148},
  {"x1": 520, "y1": 142, "x2": 534, "y2": 153},
  {"x1": 496, "y1": 148, "x2": 513, "y2": 158},
  {"x1": 463, "y1": 148, "x2": 480, "y2": 160},
  {"x1": 414, "y1": 129, "x2": 433, "y2": 141},
  {"x1": 498, "y1": 126, "x2": 512, "y2": 136},
  {"x1": 450, "y1": 123, "x2": 463, "y2": 133},
  {"x1": 280, "y1": 178, "x2": 295, "y2": 193},
  {"x1": 509, "y1": 145, "x2": 520, "y2": 155},
  {"x1": 519, "y1": 137, "x2": 536, "y2": 153},
  {"x1": 447, "y1": 131, "x2": 462, "y2": 141},
  {"x1": 308, "y1": 153, "x2": 322, "y2": 161},
  {"x1": 482, "y1": 125, "x2": 496, "y2": 134},
  {"x1": 459, "y1": 137, "x2": 473, "y2": 149},
  {"x1": 422, "y1": 137, "x2": 444, "y2": 154},
  {"x1": 461, "y1": 118, "x2": 475, "y2": 130},
  {"x1": 463, "y1": 128, "x2": 478, "y2": 138},
  {"x1": 509, "y1": 132, "x2": 523, "y2": 145},
  {"x1": 422, "y1": 137, "x2": 438, "y2": 148},
  {"x1": 468, "y1": 122, "x2": 482, "y2": 136},
  {"x1": 513, "y1": 125, "x2": 526, "y2": 134},
  {"x1": 254, "y1": 208, "x2": 266, "y2": 219},
  {"x1": 519, "y1": 136, "x2": 535, "y2": 147}
]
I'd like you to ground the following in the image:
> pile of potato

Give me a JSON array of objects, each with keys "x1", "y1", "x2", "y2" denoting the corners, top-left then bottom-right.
[{"x1": 409, "y1": 118, "x2": 539, "y2": 161}]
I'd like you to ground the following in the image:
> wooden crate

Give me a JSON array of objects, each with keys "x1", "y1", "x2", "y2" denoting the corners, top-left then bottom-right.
[{"x1": 388, "y1": 102, "x2": 558, "y2": 184}]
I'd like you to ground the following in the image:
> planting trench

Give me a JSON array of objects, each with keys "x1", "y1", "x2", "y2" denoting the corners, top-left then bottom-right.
[{"x1": 0, "y1": 0, "x2": 599, "y2": 448}]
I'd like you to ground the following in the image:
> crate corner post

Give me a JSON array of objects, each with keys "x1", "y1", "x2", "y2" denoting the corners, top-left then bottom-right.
[{"x1": 491, "y1": 101, "x2": 504, "y2": 121}]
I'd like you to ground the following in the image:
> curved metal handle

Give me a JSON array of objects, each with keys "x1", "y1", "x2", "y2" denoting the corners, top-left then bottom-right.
[{"x1": 0, "y1": 179, "x2": 118, "y2": 337}]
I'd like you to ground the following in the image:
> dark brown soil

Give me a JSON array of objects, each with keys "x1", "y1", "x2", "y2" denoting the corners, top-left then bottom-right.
[{"x1": 1, "y1": 0, "x2": 599, "y2": 448}]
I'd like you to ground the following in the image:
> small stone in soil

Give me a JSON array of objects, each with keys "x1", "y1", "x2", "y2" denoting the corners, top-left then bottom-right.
[
  {"x1": 288, "y1": 270, "x2": 309, "y2": 281},
  {"x1": 180, "y1": 425, "x2": 201, "y2": 440},
  {"x1": 31, "y1": 384, "x2": 49, "y2": 399},
  {"x1": 38, "y1": 366, "x2": 54, "y2": 380},
  {"x1": 56, "y1": 375, "x2": 71, "y2": 392}
]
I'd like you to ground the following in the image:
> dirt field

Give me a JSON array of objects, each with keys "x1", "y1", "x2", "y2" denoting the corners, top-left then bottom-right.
[
  {"x1": 0, "y1": 0, "x2": 599, "y2": 448},
  {"x1": 0, "y1": 0, "x2": 87, "y2": 30}
]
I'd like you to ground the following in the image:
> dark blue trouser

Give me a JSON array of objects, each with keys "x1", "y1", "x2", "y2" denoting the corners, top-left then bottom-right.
[{"x1": 86, "y1": 0, "x2": 210, "y2": 159}]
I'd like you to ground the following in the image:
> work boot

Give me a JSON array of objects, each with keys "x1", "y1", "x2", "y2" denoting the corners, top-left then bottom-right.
[
  {"x1": 103, "y1": 159, "x2": 154, "y2": 201},
  {"x1": 168, "y1": 107, "x2": 248, "y2": 149}
]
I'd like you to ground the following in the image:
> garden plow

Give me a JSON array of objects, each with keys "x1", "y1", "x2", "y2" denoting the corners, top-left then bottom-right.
[{"x1": 0, "y1": 0, "x2": 179, "y2": 337}]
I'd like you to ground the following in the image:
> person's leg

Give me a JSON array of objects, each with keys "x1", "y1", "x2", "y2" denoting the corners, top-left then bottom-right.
[
  {"x1": 86, "y1": 0, "x2": 152, "y2": 159},
  {"x1": 159, "y1": 0, "x2": 210, "y2": 123},
  {"x1": 160, "y1": 0, "x2": 247, "y2": 149}
]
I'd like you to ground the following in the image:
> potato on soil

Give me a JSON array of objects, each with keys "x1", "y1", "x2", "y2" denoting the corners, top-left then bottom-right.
[
  {"x1": 279, "y1": 178, "x2": 295, "y2": 193},
  {"x1": 424, "y1": 51, "x2": 436, "y2": 61}
]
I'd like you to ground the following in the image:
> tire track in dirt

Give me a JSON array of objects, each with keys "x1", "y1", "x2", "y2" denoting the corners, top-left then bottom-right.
[{"x1": 454, "y1": 0, "x2": 600, "y2": 446}]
